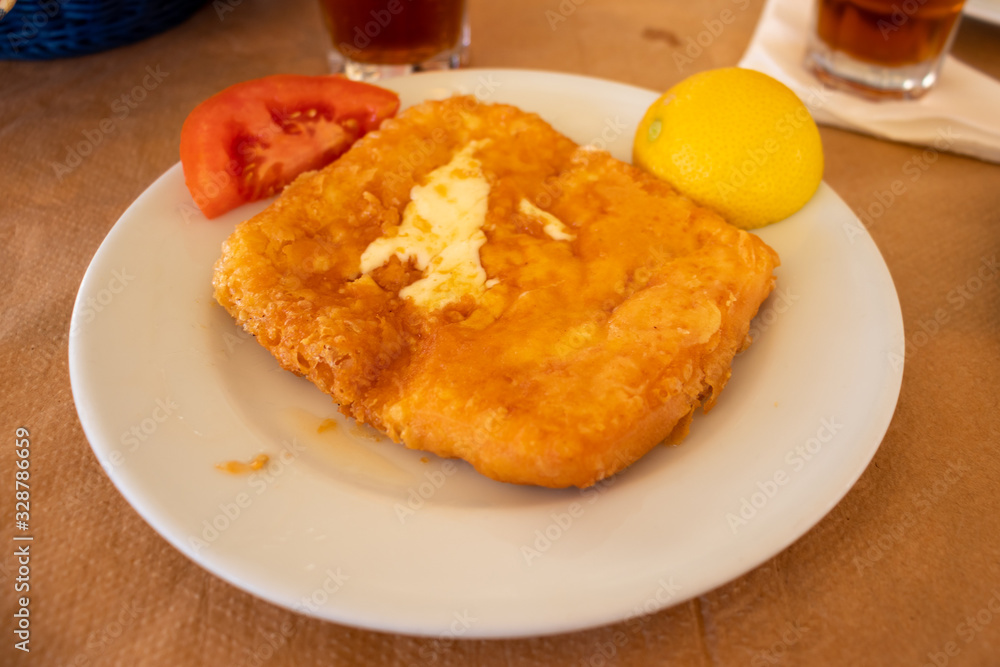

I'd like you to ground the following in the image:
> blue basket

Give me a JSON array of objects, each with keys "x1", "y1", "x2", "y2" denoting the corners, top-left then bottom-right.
[{"x1": 0, "y1": 0, "x2": 209, "y2": 60}]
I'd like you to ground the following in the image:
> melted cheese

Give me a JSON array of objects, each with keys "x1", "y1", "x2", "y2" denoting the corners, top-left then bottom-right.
[
  {"x1": 518, "y1": 199, "x2": 575, "y2": 241},
  {"x1": 360, "y1": 141, "x2": 494, "y2": 310}
]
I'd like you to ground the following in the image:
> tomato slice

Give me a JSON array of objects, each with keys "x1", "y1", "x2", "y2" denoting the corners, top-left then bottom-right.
[{"x1": 180, "y1": 74, "x2": 400, "y2": 219}]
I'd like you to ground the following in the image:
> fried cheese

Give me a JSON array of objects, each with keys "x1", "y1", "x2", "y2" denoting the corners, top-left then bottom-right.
[{"x1": 212, "y1": 96, "x2": 779, "y2": 488}]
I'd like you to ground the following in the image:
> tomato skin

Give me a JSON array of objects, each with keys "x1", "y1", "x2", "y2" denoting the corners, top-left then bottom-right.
[{"x1": 180, "y1": 74, "x2": 400, "y2": 219}]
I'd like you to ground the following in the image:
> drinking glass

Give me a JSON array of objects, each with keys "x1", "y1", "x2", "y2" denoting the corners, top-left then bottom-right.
[
  {"x1": 805, "y1": 0, "x2": 967, "y2": 99},
  {"x1": 318, "y1": 0, "x2": 470, "y2": 82}
]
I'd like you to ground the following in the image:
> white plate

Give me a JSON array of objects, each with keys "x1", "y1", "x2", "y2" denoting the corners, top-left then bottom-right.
[
  {"x1": 69, "y1": 68, "x2": 904, "y2": 638},
  {"x1": 966, "y1": 0, "x2": 1000, "y2": 24}
]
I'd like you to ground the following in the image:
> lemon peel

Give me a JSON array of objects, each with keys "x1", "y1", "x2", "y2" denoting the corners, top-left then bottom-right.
[{"x1": 633, "y1": 67, "x2": 824, "y2": 229}]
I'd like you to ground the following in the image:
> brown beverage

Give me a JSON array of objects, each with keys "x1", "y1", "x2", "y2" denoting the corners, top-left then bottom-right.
[
  {"x1": 815, "y1": 0, "x2": 965, "y2": 66},
  {"x1": 319, "y1": 0, "x2": 466, "y2": 65}
]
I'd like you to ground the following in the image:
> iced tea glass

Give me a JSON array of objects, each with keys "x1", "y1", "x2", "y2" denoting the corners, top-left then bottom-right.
[
  {"x1": 805, "y1": 0, "x2": 967, "y2": 99},
  {"x1": 318, "y1": 0, "x2": 470, "y2": 82}
]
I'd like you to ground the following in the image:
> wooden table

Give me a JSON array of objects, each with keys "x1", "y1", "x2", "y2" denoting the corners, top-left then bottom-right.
[{"x1": 2, "y1": 0, "x2": 999, "y2": 664}]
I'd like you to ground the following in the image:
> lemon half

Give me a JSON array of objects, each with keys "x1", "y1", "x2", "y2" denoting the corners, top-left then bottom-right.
[{"x1": 633, "y1": 68, "x2": 824, "y2": 230}]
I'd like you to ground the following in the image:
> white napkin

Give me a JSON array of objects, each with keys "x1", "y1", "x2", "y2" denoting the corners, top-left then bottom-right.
[{"x1": 738, "y1": 0, "x2": 1000, "y2": 164}]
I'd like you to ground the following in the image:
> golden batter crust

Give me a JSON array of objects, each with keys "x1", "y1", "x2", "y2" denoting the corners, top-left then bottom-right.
[{"x1": 213, "y1": 96, "x2": 779, "y2": 488}]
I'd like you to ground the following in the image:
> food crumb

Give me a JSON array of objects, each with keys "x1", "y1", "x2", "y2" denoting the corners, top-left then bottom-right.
[
  {"x1": 420, "y1": 457, "x2": 429, "y2": 463},
  {"x1": 317, "y1": 418, "x2": 339, "y2": 434},
  {"x1": 216, "y1": 453, "x2": 269, "y2": 474}
]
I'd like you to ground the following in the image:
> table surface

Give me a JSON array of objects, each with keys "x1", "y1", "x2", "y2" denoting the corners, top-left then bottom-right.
[{"x1": 2, "y1": 0, "x2": 999, "y2": 664}]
